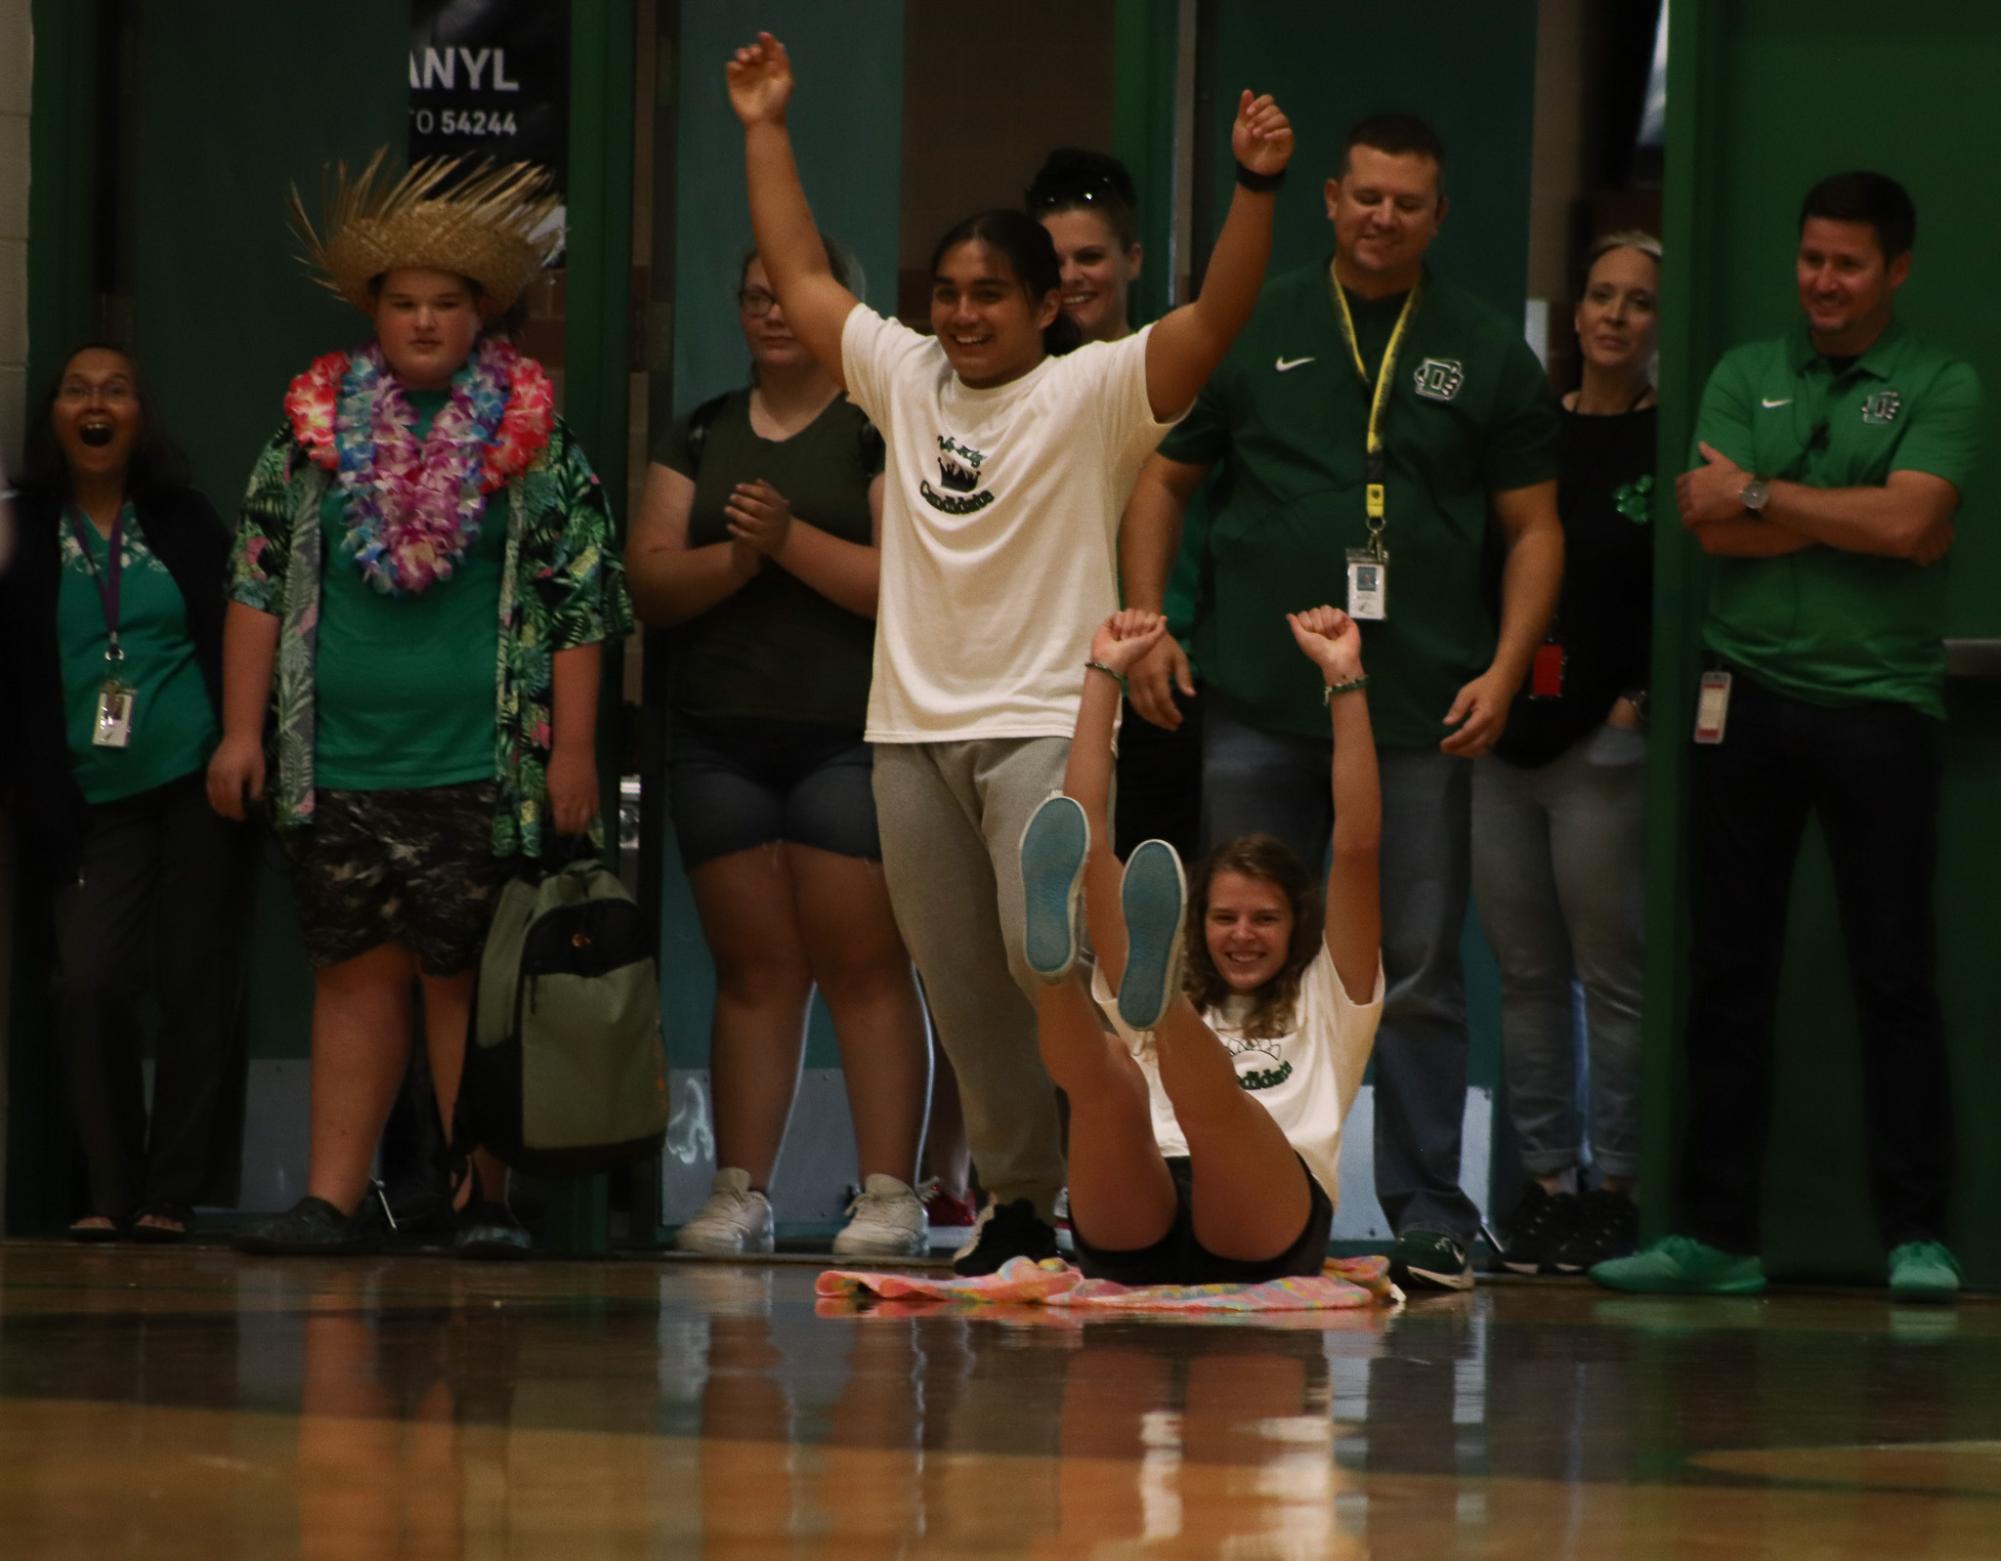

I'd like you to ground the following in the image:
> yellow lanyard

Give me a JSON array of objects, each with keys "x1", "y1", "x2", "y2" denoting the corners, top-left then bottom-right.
[{"x1": 1331, "y1": 273, "x2": 1423, "y2": 555}]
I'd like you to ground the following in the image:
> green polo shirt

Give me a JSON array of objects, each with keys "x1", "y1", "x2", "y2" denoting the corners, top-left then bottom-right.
[
  {"x1": 1160, "y1": 260, "x2": 1558, "y2": 745},
  {"x1": 1695, "y1": 319, "x2": 1983, "y2": 718}
]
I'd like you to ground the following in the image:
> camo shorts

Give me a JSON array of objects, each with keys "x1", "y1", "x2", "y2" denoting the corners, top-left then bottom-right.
[{"x1": 280, "y1": 782, "x2": 508, "y2": 975}]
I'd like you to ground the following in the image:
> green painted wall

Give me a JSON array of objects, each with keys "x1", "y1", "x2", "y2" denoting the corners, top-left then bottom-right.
[
  {"x1": 659, "y1": 1, "x2": 904, "y2": 1074},
  {"x1": 1200, "y1": 0, "x2": 1539, "y2": 319},
  {"x1": 1652, "y1": 0, "x2": 2001, "y2": 1284},
  {"x1": 124, "y1": 2, "x2": 410, "y2": 1065}
]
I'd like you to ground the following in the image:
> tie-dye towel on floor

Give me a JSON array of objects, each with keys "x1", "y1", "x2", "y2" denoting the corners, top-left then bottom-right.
[{"x1": 817, "y1": 1254, "x2": 1398, "y2": 1312}]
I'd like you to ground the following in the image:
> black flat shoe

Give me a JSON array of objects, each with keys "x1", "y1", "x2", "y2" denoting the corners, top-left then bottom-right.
[
  {"x1": 67, "y1": 1216, "x2": 124, "y2": 1244},
  {"x1": 233, "y1": 1196, "x2": 380, "y2": 1256}
]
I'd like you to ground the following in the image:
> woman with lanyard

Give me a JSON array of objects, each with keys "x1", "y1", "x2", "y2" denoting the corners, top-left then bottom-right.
[
  {"x1": 0, "y1": 344, "x2": 250, "y2": 1241},
  {"x1": 628, "y1": 239, "x2": 933, "y2": 1258},
  {"x1": 727, "y1": 33, "x2": 1293, "y2": 1272},
  {"x1": 210, "y1": 155, "x2": 632, "y2": 1257},
  {"x1": 1476, "y1": 231, "x2": 1661, "y2": 1275}
]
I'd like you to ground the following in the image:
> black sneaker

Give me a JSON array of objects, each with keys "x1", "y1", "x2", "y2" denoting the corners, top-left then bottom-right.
[
  {"x1": 1389, "y1": 1230, "x2": 1475, "y2": 1292},
  {"x1": 233, "y1": 1195, "x2": 380, "y2": 1256},
  {"x1": 951, "y1": 1197, "x2": 1059, "y2": 1276},
  {"x1": 1501, "y1": 1182, "x2": 1583, "y2": 1275},
  {"x1": 1553, "y1": 1187, "x2": 1638, "y2": 1273},
  {"x1": 454, "y1": 1201, "x2": 532, "y2": 1261}
]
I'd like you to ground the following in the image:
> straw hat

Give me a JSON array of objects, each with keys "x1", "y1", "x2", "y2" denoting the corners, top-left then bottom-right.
[{"x1": 290, "y1": 149, "x2": 563, "y2": 318}]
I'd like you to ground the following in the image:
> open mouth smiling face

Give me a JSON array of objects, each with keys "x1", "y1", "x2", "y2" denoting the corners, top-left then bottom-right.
[{"x1": 54, "y1": 348, "x2": 142, "y2": 474}]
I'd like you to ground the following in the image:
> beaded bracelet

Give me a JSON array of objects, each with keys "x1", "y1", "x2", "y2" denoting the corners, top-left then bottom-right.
[
  {"x1": 1086, "y1": 659, "x2": 1124, "y2": 686},
  {"x1": 1322, "y1": 674, "x2": 1369, "y2": 704}
]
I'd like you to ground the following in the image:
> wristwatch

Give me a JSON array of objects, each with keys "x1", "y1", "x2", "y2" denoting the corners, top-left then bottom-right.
[{"x1": 1739, "y1": 477, "x2": 1771, "y2": 515}]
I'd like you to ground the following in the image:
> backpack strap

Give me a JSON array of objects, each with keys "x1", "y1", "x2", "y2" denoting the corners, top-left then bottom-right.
[{"x1": 681, "y1": 392, "x2": 731, "y2": 477}]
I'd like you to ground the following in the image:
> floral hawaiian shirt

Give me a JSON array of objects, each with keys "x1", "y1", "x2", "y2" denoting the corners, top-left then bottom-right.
[{"x1": 230, "y1": 415, "x2": 633, "y2": 858}]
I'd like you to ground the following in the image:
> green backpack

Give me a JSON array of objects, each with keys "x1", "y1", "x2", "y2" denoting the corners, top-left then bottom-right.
[{"x1": 459, "y1": 856, "x2": 667, "y2": 1176}]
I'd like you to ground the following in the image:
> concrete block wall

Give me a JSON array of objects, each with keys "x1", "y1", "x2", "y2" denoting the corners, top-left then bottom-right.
[
  {"x1": 0, "y1": 0, "x2": 28, "y2": 462},
  {"x1": 0, "y1": 0, "x2": 28, "y2": 1224}
]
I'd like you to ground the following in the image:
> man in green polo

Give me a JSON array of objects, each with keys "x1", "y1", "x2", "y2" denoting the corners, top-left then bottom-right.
[
  {"x1": 1595, "y1": 170, "x2": 1981, "y2": 1303},
  {"x1": 1119, "y1": 113, "x2": 1562, "y2": 1292}
]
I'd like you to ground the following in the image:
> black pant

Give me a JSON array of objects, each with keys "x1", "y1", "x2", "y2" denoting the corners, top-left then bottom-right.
[
  {"x1": 1113, "y1": 691, "x2": 1204, "y2": 862},
  {"x1": 51, "y1": 771, "x2": 254, "y2": 1216},
  {"x1": 1679, "y1": 675, "x2": 1950, "y2": 1251}
]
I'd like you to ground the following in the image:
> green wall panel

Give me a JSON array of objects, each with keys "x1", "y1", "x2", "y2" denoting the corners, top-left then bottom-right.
[
  {"x1": 668, "y1": 1, "x2": 904, "y2": 418},
  {"x1": 1654, "y1": 0, "x2": 2001, "y2": 1284},
  {"x1": 1201, "y1": 0, "x2": 1539, "y2": 318},
  {"x1": 661, "y1": 1, "x2": 904, "y2": 1073}
]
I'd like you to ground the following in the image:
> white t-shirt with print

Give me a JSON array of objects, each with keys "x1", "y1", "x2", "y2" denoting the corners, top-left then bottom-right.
[
  {"x1": 1094, "y1": 946, "x2": 1384, "y2": 1208},
  {"x1": 841, "y1": 307, "x2": 1175, "y2": 744}
]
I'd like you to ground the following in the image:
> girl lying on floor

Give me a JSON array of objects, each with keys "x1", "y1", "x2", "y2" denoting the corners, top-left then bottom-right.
[{"x1": 1020, "y1": 605, "x2": 1384, "y2": 1285}]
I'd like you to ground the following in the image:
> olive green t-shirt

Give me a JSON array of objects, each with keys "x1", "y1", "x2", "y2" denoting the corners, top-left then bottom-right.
[
  {"x1": 57, "y1": 507, "x2": 218, "y2": 803},
  {"x1": 1160, "y1": 261, "x2": 1559, "y2": 745},
  {"x1": 1694, "y1": 320, "x2": 1983, "y2": 718},
  {"x1": 656, "y1": 388, "x2": 881, "y2": 729},
  {"x1": 314, "y1": 390, "x2": 506, "y2": 789}
]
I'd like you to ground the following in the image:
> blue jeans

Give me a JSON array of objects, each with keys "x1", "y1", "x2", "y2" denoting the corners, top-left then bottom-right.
[
  {"x1": 1471, "y1": 726, "x2": 1646, "y2": 1181},
  {"x1": 1203, "y1": 707, "x2": 1480, "y2": 1241}
]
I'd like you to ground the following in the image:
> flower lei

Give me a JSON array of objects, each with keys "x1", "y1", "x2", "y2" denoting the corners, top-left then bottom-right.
[{"x1": 285, "y1": 336, "x2": 554, "y2": 594}]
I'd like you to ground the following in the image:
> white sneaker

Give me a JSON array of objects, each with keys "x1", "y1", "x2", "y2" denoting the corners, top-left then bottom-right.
[
  {"x1": 832, "y1": 1173, "x2": 928, "y2": 1258},
  {"x1": 675, "y1": 1168, "x2": 774, "y2": 1255}
]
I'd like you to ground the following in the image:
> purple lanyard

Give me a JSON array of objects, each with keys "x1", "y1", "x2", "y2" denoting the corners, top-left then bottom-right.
[{"x1": 66, "y1": 505, "x2": 128, "y2": 664}]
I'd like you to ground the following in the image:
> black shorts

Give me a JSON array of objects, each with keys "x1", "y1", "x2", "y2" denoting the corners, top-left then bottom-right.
[
  {"x1": 1071, "y1": 1154, "x2": 1335, "y2": 1287},
  {"x1": 279, "y1": 781, "x2": 508, "y2": 975},
  {"x1": 668, "y1": 714, "x2": 880, "y2": 869}
]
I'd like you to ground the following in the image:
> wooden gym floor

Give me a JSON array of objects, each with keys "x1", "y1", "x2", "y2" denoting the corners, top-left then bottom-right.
[{"x1": 0, "y1": 1241, "x2": 1995, "y2": 1558}]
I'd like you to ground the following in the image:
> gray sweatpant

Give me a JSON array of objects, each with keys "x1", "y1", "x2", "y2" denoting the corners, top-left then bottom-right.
[{"x1": 872, "y1": 737, "x2": 1069, "y2": 1217}]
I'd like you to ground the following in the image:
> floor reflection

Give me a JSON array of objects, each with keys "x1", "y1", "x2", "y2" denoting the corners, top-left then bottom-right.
[{"x1": 0, "y1": 1245, "x2": 1997, "y2": 1559}]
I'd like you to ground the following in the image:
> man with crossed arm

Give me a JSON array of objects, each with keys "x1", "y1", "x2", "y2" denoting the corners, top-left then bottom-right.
[{"x1": 1595, "y1": 170, "x2": 1981, "y2": 1303}]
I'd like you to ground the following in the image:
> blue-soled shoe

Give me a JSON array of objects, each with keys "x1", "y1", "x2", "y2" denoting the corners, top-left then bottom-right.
[
  {"x1": 1117, "y1": 839, "x2": 1187, "y2": 1031},
  {"x1": 1020, "y1": 793, "x2": 1090, "y2": 983}
]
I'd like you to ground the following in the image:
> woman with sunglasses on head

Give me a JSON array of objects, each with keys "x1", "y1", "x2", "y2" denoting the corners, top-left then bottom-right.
[
  {"x1": 1, "y1": 344, "x2": 252, "y2": 1242},
  {"x1": 628, "y1": 240, "x2": 932, "y2": 1259},
  {"x1": 727, "y1": 33, "x2": 1292, "y2": 1272}
]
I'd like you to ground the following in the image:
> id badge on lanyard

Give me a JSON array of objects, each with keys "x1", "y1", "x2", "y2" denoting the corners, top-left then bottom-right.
[
  {"x1": 70, "y1": 507, "x2": 139, "y2": 748},
  {"x1": 1333, "y1": 275, "x2": 1421, "y2": 624},
  {"x1": 93, "y1": 678, "x2": 136, "y2": 747}
]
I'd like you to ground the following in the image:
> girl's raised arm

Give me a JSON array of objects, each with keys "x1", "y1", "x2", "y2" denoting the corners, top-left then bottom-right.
[
  {"x1": 1142, "y1": 90, "x2": 1294, "y2": 420},
  {"x1": 728, "y1": 34, "x2": 861, "y2": 386},
  {"x1": 1286, "y1": 606, "x2": 1382, "y2": 1004}
]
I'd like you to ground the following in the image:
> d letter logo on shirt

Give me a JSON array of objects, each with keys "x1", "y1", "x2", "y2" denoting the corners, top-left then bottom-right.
[
  {"x1": 921, "y1": 434, "x2": 995, "y2": 515},
  {"x1": 1860, "y1": 390, "x2": 1903, "y2": 426},
  {"x1": 1412, "y1": 358, "x2": 1465, "y2": 402}
]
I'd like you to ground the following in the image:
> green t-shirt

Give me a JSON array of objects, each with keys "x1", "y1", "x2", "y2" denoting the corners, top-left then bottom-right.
[
  {"x1": 1160, "y1": 261, "x2": 1559, "y2": 745},
  {"x1": 58, "y1": 506, "x2": 218, "y2": 803},
  {"x1": 314, "y1": 390, "x2": 506, "y2": 789},
  {"x1": 1694, "y1": 320, "x2": 1983, "y2": 718},
  {"x1": 656, "y1": 388, "x2": 882, "y2": 729}
]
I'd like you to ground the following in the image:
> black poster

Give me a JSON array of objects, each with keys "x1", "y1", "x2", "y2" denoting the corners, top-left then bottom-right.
[{"x1": 408, "y1": 0, "x2": 570, "y2": 189}]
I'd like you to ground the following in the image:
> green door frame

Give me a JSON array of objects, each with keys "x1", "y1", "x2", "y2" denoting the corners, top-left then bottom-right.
[
  {"x1": 1634, "y1": 0, "x2": 1725, "y2": 1237},
  {"x1": 537, "y1": 0, "x2": 637, "y2": 1254},
  {"x1": 7, "y1": 0, "x2": 107, "y2": 1234}
]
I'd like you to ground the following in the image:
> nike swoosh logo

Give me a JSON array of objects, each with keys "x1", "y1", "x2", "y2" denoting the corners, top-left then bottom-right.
[
  {"x1": 1761, "y1": 397, "x2": 1792, "y2": 408},
  {"x1": 1275, "y1": 355, "x2": 1316, "y2": 373}
]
